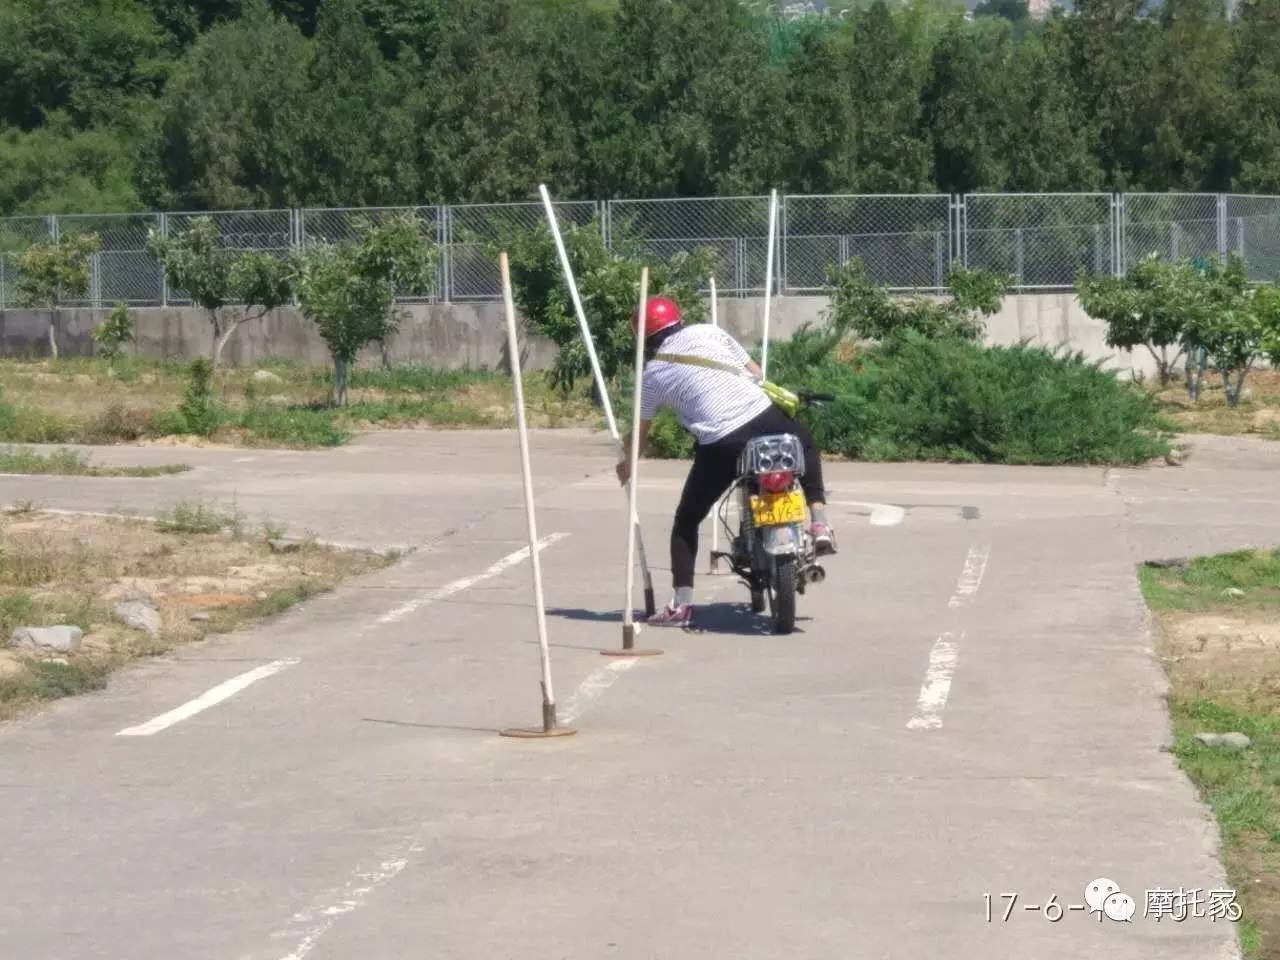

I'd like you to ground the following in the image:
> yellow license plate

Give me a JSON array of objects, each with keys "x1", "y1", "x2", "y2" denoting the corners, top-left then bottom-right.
[{"x1": 750, "y1": 490, "x2": 807, "y2": 527}]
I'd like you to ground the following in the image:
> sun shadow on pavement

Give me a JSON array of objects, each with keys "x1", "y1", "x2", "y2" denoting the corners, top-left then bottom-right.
[
  {"x1": 361, "y1": 717, "x2": 498, "y2": 735},
  {"x1": 546, "y1": 603, "x2": 805, "y2": 637}
]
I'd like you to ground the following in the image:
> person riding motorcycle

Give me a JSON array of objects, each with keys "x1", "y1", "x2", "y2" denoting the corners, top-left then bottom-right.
[{"x1": 615, "y1": 296, "x2": 836, "y2": 627}]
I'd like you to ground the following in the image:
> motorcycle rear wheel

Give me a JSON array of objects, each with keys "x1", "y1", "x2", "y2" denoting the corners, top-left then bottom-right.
[{"x1": 769, "y1": 557, "x2": 797, "y2": 635}]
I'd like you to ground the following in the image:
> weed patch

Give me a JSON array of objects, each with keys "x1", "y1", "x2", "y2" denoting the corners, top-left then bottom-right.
[{"x1": 0, "y1": 446, "x2": 187, "y2": 477}]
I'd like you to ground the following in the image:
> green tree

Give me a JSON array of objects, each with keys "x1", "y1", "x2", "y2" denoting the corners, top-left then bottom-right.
[
  {"x1": 825, "y1": 258, "x2": 1007, "y2": 345},
  {"x1": 0, "y1": 0, "x2": 169, "y2": 129},
  {"x1": 1077, "y1": 255, "x2": 1198, "y2": 386},
  {"x1": 1063, "y1": 0, "x2": 1162, "y2": 189},
  {"x1": 783, "y1": 0, "x2": 933, "y2": 192},
  {"x1": 504, "y1": 218, "x2": 715, "y2": 394},
  {"x1": 1186, "y1": 255, "x2": 1267, "y2": 406},
  {"x1": 14, "y1": 232, "x2": 101, "y2": 358},
  {"x1": 292, "y1": 213, "x2": 436, "y2": 405},
  {"x1": 582, "y1": 0, "x2": 785, "y2": 198},
  {"x1": 0, "y1": 118, "x2": 141, "y2": 215},
  {"x1": 922, "y1": 19, "x2": 1018, "y2": 193},
  {"x1": 293, "y1": 0, "x2": 419, "y2": 205},
  {"x1": 147, "y1": 216, "x2": 293, "y2": 367},
  {"x1": 1141, "y1": 0, "x2": 1238, "y2": 191},
  {"x1": 1232, "y1": 0, "x2": 1280, "y2": 192},
  {"x1": 146, "y1": 0, "x2": 309, "y2": 208}
]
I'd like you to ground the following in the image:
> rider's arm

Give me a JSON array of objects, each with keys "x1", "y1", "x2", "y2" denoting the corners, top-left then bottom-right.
[
  {"x1": 745, "y1": 359, "x2": 764, "y2": 382},
  {"x1": 616, "y1": 419, "x2": 651, "y2": 486}
]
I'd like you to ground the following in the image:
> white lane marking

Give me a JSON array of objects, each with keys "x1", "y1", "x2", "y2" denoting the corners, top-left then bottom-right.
[
  {"x1": 116, "y1": 658, "x2": 300, "y2": 737},
  {"x1": 948, "y1": 544, "x2": 991, "y2": 609},
  {"x1": 829, "y1": 500, "x2": 906, "y2": 527},
  {"x1": 559, "y1": 659, "x2": 638, "y2": 725},
  {"x1": 375, "y1": 532, "x2": 569, "y2": 625},
  {"x1": 274, "y1": 840, "x2": 425, "y2": 960},
  {"x1": 907, "y1": 632, "x2": 962, "y2": 730}
]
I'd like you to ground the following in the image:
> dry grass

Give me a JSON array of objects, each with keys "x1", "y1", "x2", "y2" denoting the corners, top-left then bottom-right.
[
  {"x1": 0, "y1": 357, "x2": 600, "y2": 448},
  {"x1": 1157, "y1": 368, "x2": 1280, "y2": 440},
  {"x1": 0, "y1": 509, "x2": 390, "y2": 719}
]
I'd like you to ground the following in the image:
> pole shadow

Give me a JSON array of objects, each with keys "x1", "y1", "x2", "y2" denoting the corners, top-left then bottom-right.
[{"x1": 545, "y1": 603, "x2": 808, "y2": 637}]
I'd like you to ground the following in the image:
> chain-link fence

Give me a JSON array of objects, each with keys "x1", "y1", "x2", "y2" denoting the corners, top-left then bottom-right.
[
  {"x1": 783, "y1": 194, "x2": 951, "y2": 292},
  {"x1": 58, "y1": 213, "x2": 162, "y2": 307},
  {"x1": 301, "y1": 206, "x2": 441, "y2": 301},
  {"x1": 1225, "y1": 194, "x2": 1280, "y2": 282},
  {"x1": 444, "y1": 201, "x2": 597, "y2": 301},
  {"x1": 962, "y1": 193, "x2": 1114, "y2": 289},
  {"x1": 605, "y1": 196, "x2": 772, "y2": 296},
  {"x1": 2, "y1": 193, "x2": 1280, "y2": 311},
  {"x1": 1121, "y1": 193, "x2": 1224, "y2": 273}
]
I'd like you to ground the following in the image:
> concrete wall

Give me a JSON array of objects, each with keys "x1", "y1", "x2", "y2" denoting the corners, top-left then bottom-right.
[{"x1": 0, "y1": 293, "x2": 1155, "y2": 377}]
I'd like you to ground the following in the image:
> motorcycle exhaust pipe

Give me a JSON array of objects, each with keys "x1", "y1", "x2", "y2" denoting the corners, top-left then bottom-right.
[{"x1": 806, "y1": 564, "x2": 826, "y2": 585}]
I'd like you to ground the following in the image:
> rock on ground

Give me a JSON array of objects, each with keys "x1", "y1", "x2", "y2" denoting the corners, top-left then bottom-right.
[
  {"x1": 268, "y1": 539, "x2": 300, "y2": 554},
  {"x1": 251, "y1": 369, "x2": 284, "y2": 386},
  {"x1": 10, "y1": 626, "x2": 84, "y2": 654},
  {"x1": 114, "y1": 600, "x2": 162, "y2": 638}
]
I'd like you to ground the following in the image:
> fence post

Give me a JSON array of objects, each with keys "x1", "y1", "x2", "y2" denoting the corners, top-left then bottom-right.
[
  {"x1": 438, "y1": 205, "x2": 449, "y2": 304},
  {"x1": 158, "y1": 212, "x2": 169, "y2": 308},
  {"x1": 779, "y1": 193, "x2": 788, "y2": 295},
  {"x1": 934, "y1": 231, "x2": 944, "y2": 290},
  {"x1": 1, "y1": 254, "x2": 5, "y2": 312},
  {"x1": 1014, "y1": 227, "x2": 1025, "y2": 286},
  {"x1": 1112, "y1": 194, "x2": 1124, "y2": 277},
  {"x1": 1094, "y1": 224, "x2": 1104, "y2": 275},
  {"x1": 1217, "y1": 194, "x2": 1229, "y2": 257},
  {"x1": 1237, "y1": 217, "x2": 1246, "y2": 262}
]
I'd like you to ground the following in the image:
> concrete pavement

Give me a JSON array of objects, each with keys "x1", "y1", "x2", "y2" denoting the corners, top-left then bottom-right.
[{"x1": 1, "y1": 428, "x2": 1277, "y2": 959}]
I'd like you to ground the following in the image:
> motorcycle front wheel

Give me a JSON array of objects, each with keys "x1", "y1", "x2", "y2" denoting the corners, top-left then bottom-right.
[{"x1": 769, "y1": 557, "x2": 797, "y2": 635}]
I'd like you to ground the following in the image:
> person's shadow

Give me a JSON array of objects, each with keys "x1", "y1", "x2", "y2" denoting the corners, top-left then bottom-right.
[{"x1": 545, "y1": 603, "x2": 807, "y2": 636}]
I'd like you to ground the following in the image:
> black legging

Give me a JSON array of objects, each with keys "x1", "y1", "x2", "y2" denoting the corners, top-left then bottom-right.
[{"x1": 671, "y1": 405, "x2": 825, "y2": 590}]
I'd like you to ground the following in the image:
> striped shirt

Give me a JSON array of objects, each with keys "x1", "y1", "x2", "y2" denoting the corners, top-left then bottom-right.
[{"x1": 640, "y1": 325, "x2": 771, "y2": 445}]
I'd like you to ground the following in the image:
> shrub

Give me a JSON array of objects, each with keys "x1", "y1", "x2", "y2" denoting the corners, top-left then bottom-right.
[
  {"x1": 774, "y1": 332, "x2": 1171, "y2": 465},
  {"x1": 92, "y1": 303, "x2": 135, "y2": 369}
]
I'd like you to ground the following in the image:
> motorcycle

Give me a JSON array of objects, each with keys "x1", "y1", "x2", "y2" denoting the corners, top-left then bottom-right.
[{"x1": 710, "y1": 392, "x2": 833, "y2": 635}]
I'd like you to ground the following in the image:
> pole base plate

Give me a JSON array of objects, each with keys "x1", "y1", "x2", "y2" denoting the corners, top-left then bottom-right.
[
  {"x1": 600, "y1": 647, "x2": 663, "y2": 657},
  {"x1": 499, "y1": 726, "x2": 578, "y2": 739}
]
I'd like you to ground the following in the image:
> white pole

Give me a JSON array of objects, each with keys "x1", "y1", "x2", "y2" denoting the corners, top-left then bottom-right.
[
  {"x1": 539, "y1": 184, "x2": 656, "y2": 617},
  {"x1": 708, "y1": 275, "x2": 721, "y2": 572},
  {"x1": 761, "y1": 188, "x2": 778, "y2": 380},
  {"x1": 623, "y1": 268, "x2": 648, "y2": 649},
  {"x1": 499, "y1": 252, "x2": 562, "y2": 734}
]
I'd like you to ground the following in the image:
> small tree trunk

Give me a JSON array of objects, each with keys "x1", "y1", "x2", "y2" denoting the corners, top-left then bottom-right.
[
  {"x1": 379, "y1": 338, "x2": 393, "y2": 372},
  {"x1": 48, "y1": 305, "x2": 60, "y2": 360},
  {"x1": 213, "y1": 318, "x2": 243, "y2": 370},
  {"x1": 1223, "y1": 369, "x2": 1237, "y2": 407},
  {"x1": 209, "y1": 310, "x2": 224, "y2": 366},
  {"x1": 333, "y1": 356, "x2": 349, "y2": 407}
]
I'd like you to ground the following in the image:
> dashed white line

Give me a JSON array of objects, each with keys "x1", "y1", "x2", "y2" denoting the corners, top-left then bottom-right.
[
  {"x1": 559, "y1": 658, "x2": 639, "y2": 725},
  {"x1": 948, "y1": 544, "x2": 991, "y2": 609},
  {"x1": 907, "y1": 632, "x2": 962, "y2": 730},
  {"x1": 375, "y1": 532, "x2": 569, "y2": 625},
  {"x1": 907, "y1": 543, "x2": 991, "y2": 731},
  {"x1": 115, "y1": 658, "x2": 300, "y2": 737},
  {"x1": 274, "y1": 840, "x2": 425, "y2": 960}
]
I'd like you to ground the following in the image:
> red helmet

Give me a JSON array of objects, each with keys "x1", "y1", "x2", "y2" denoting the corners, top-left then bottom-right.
[{"x1": 633, "y1": 296, "x2": 683, "y2": 338}]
